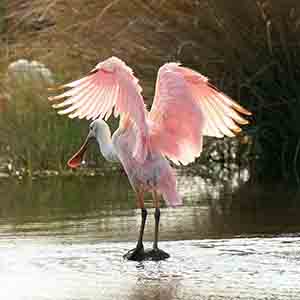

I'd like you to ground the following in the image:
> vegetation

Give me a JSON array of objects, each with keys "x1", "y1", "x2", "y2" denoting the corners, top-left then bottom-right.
[
  {"x1": 0, "y1": 79, "x2": 87, "y2": 173},
  {"x1": 0, "y1": 1, "x2": 300, "y2": 184}
]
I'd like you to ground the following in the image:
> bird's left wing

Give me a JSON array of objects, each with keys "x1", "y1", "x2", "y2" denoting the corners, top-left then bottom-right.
[
  {"x1": 49, "y1": 56, "x2": 149, "y2": 161},
  {"x1": 149, "y1": 63, "x2": 251, "y2": 165}
]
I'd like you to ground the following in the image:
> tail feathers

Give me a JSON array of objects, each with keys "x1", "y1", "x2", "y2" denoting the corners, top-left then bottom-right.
[
  {"x1": 159, "y1": 167, "x2": 182, "y2": 207},
  {"x1": 162, "y1": 189, "x2": 182, "y2": 207}
]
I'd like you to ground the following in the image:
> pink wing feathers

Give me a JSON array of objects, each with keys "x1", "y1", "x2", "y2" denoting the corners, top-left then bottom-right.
[
  {"x1": 175, "y1": 64, "x2": 251, "y2": 137},
  {"x1": 149, "y1": 63, "x2": 251, "y2": 165},
  {"x1": 149, "y1": 65, "x2": 205, "y2": 165},
  {"x1": 49, "y1": 57, "x2": 149, "y2": 162}
]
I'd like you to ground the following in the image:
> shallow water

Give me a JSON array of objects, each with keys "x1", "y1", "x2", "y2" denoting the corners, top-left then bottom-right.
[{"x1": 0, "y1": 174, "x2": 300, "y2": 300}]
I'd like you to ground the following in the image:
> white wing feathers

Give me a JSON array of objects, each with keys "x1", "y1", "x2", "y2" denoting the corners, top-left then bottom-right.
[{"x1": 49, "y1": 56, "x2": 149, "y2": 162}]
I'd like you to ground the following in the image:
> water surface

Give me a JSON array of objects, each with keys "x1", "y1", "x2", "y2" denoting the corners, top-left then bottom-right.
[{"x1": 0, "y1": 173, "x2": 300, "y2": 300}]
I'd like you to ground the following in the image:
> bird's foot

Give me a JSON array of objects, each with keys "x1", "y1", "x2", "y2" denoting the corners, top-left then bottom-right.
[
  {"x1": 124, "y1": 247, "x2": 170, "y2": 261},
  {"x1": 143, "y1": 248, "x2": 170, "y2": 261},
  {"x1": 123, "y1": 247, "x2": 146, "y2": 261}
]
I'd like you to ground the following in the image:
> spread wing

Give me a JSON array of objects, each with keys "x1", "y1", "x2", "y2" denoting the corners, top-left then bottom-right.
[
  {"x1": 49, "y1": 56, "x2": 149, "y2": 162},
  {"x1": 149, "y1": 63, "x2": 251, "y2": 165}
]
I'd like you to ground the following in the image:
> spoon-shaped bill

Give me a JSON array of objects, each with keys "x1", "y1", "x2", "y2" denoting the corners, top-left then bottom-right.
[{"x1": 67, "y1": 135, "x2": 91, "y2": 168}]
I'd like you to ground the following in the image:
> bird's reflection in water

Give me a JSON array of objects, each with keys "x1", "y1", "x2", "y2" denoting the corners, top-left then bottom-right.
[{"x1": 130, "y1": 265, "x2": 183, "y2": 300}]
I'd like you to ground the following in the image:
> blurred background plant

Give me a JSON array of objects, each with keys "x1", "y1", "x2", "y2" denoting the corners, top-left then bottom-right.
[
  {"x1": 0, "y1": 0, "x2": 299, "y2": 185},
  {"x1": 0, "y1": 69, "x2": 85, "y2": 174}
]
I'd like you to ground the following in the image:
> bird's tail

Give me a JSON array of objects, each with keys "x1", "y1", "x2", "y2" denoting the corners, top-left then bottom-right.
[
  {"x1": 162, "y1": 188, "x2": 182, "y2": 207},
  {"x1": 159, "y1": 167, "x2": 182, "y2": 207}
]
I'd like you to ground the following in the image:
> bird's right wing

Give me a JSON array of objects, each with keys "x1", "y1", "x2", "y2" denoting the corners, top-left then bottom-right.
[
  {"x1": 49, "y1": 56, "x2": 149, "y2": 162},
  {"x1": 149, "y1": 63, "x2": 251, "y2": 165}
]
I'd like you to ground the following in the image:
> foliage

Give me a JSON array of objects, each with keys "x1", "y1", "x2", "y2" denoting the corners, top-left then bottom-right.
[
  {"x1": 1, "y1": 1, "x2": 300, "y2": 182},
  {"x1": 0, "y1": 76, "x2": 109, "y2": 174}
]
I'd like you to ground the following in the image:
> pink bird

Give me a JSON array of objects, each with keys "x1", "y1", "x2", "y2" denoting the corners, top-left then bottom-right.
[{"x1": 49, "y1": 57, "x2": 251, "y2": 261}]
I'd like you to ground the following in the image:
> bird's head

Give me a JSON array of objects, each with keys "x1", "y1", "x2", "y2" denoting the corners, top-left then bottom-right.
[
  {"x1": 88, "y1": 119, "x2": 110, "y2": 139},
  {"x1": 67, "y1": 119, "x2": 110, "y2": 168}
]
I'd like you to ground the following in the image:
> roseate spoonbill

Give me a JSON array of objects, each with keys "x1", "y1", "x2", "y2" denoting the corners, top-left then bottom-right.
[{"x1": 49, "y1": 57, "x2": 251, "y2": 261}]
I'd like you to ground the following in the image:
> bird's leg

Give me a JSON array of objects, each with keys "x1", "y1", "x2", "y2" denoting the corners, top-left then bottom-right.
[
  {"x1": 123, "y1": 190, "x2": 147, "y2": 261},
  {"x1": 136, "y1": 189, "x2": 147, "y2": 250},
  {"x1": 144, "y1": 191, "x2": 170, "y2": 260},
  {"x1": 153, "y1": 191, "x2": 160, "y2": 250},
  {"x1": 136, "y1": 208, "x2": 147, "y2": 250}
]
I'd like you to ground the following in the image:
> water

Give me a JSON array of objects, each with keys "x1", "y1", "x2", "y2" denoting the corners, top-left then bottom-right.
[{"x1": 0, "y1": 173, "x2": 300, "y2": 300}]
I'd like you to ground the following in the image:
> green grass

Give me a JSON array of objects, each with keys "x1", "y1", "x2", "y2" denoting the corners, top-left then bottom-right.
[{"x1": 0, "y1": 76, "x2": 110, "y2": 175}]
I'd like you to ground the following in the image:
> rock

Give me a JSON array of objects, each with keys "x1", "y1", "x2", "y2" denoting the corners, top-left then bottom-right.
[{"x1": 7, "y1": 59, "x2": 54, "y2": 85}]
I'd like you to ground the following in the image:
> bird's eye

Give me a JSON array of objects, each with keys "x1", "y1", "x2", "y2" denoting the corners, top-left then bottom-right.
[{"x1": 89, "y1": 124, "x2": 94, "y2": 130}]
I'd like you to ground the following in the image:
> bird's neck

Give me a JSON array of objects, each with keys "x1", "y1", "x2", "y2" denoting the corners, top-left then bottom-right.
[{"x1": 96, "y1": 125, "x2": 118, "y2": 162}]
